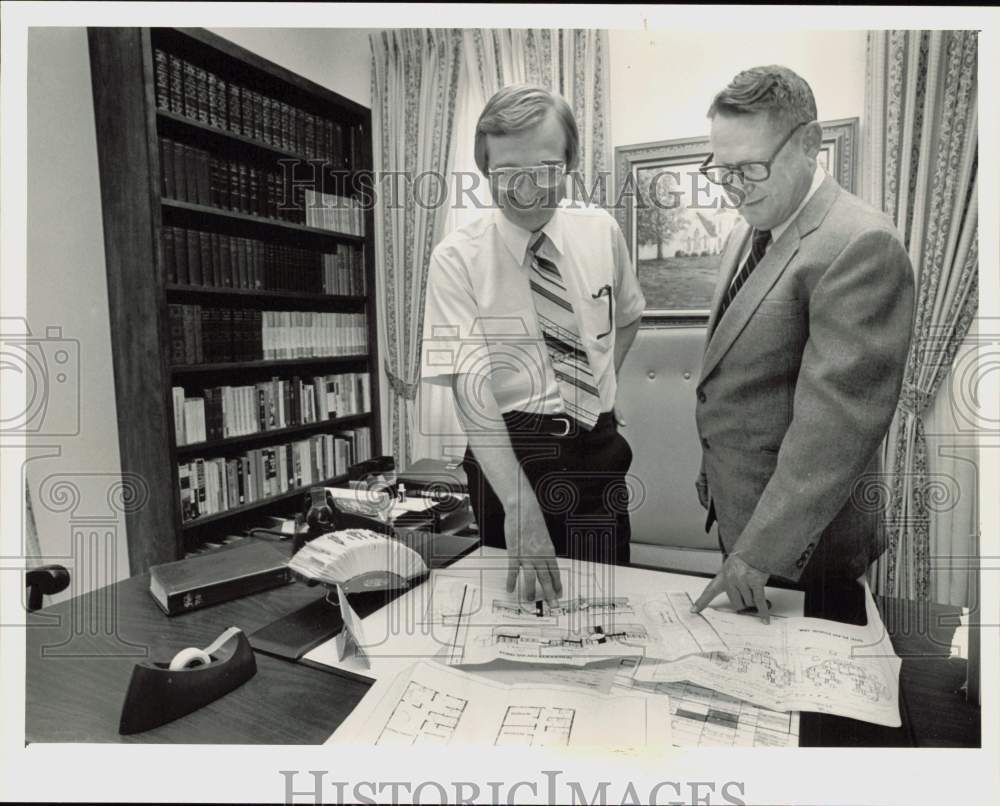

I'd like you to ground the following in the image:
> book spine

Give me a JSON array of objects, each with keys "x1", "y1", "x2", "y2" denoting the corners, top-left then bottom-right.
[
  {"x1": 157, "y1": 566, "x2": 293, "y2": 615},
  {"x1": 154, "y1": 49, "x2": 169, "y2": 110}
]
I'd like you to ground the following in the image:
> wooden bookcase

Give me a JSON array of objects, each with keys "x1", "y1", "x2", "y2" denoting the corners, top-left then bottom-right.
[{"x1": 87, "y1": 28, "x2": 381, "y2": 573}]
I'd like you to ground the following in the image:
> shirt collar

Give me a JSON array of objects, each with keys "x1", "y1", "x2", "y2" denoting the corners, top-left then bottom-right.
[
  {"x1": 771, "y1": 163, "x2": 826, "y2": 244},
  {"x1": 493, "y1": 206, "x2": 566, "y2": 265}
]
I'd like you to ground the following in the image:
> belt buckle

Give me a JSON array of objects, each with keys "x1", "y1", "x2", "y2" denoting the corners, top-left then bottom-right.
[{"x1": 550, "y1": 416, "x2": 572, "y2": 437}]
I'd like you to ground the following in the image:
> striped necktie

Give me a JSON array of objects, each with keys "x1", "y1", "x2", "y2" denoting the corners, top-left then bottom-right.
[
  {"x1": 717, "y1": 227, "x2": 772, "y2": 323},
  {"x1": 528, "y1": 231, "x2": 602, "y2": 429}
]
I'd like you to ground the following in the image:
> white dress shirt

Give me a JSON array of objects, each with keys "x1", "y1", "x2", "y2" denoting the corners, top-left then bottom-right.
[{"x1": 421, "y1": 202, "x2": 646, "y2": 416}]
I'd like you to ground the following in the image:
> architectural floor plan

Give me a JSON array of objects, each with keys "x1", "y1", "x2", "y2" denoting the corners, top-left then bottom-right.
[{"x1": 327, "y1": 660, "x2": 672, "y2": 750}]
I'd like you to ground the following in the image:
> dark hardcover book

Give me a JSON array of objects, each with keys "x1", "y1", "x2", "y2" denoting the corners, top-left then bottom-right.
[
  {"x1": 266, "y1": 171, "x2": 277, "y2": 219},
  {"x1": 182, "y1": 59, "x2": 198, "y2": 120},
  {"x1": 154, "y1": 49, "x2": 169, "y2": 110},
  {"x1": 240, "y1": 87, "x2": 254, "y2": 139},
  {"x1": 148, "y1": 539, "x2": 292, "y2": 616},
  {"x1": 168, "y1": 304, "x2": 186, "y2": 365},
  {"x1": 261, "y1": 95, "x2": 273, "y2": 145},
  {"x1": 252, "y1": 90, "x2": 263, "y2": 141},
  {"x1": 227, "y1": 160, "x2": 240, "y2": 212},
  {"x1": 168, "y1": 53, "x2": 184, "y2": 115},
  {"x1": 159, "y1": 137, "x2": 174, "y2": 198},
  {"x1": 187, "y1": 226, "x2": 202, "y2": 285},
  {"x1": 234, "y1": 237, "x2": 246, "y2": 290},
  {"x1": 209, "y1": 73, "x2": 226, "y2": 129},
  {"x1": 220, "y1": 234, "x2": 232, "y2": 287},
  {"x1": 196, "y1": 149, "x2": 211, "y2": 206},
  {"x1": 193, "y1": 304, "x2": 204, "y2": 363},
  {"x1": 195, "y1": 66, "x2": 210, "y2": 124},
  {"x1": 199, "y1": 306, "x2": 214, "y2": 362},
  {"x1": 236, "y1": 456, "x2": 245, "y2": 504},
  {"x1": 248, "y1": 166, "x2": 259, "y2": 217},
  {"x1": 208, "y1": 157, "x2": 220, "y2": 208},
  {"x1": 252, "y1": 309, "x2": 263, "y2": 360},
  {"x1": 172, "y1": 140, "x2": 188, "y2": 202},
  {"x1": 227, "y1": 82, "x2": 242, "y2": 136},
  {"x1": 174, "y1": 227, "x2": 189, "y2": 285},
  {"x1": 161, "y1": 225, "x2": 176, "y2": 284},
  {"x1": 182, "y1": 144, "x2": 199, "y2": 205},
  {"x1": 199, "y1": 231, "x2": 213, "y2": 286},
  {"x1": 304, "y1": 112, "x2": 315, "y2": 160},
  {"x1": 294, "y1": 107, "x2": 305, "y2": 155},
  {"x1": 180, "y1": 304, "x2": 196, "y2": 365},
  {"x1": 237, "y1": 163, "x2": 249, "y2": 213},
  {"x1": 220, "y1": 308, "x2": 233, "y2": 363},
  {"x1": 210, "y1": 232, "x2": 221, "y2": 287}
]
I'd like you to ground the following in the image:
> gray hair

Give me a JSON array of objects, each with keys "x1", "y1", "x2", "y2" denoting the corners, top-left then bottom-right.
[{"x1": 708, "y1": 65, "x2": 817, "y2": 129}]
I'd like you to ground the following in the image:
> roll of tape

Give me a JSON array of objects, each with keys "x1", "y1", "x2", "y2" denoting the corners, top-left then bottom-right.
[{"x1": 168, "y1": 647, "x2": 213, "y2": 671}]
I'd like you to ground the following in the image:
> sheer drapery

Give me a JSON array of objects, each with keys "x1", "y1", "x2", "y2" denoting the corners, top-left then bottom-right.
[
  {"x1": 862, "y1": 30, "x2": 979, "y2": 604},
  {"x1": 370, "y1": 29, "x2": 462, "y2": 467}
]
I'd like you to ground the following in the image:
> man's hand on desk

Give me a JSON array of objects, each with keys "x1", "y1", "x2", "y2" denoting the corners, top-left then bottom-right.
[
  {"x1": 691, "y1": 554, "x2": 771, "y2": 624},
  {"x1": 505, "y1": 503, "x2": 562, "y2": 607}
]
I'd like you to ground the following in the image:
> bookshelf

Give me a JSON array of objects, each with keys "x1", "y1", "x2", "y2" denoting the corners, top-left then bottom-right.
[{"x1": 88, "y1": 27, "x2": 381, "y2": 573}]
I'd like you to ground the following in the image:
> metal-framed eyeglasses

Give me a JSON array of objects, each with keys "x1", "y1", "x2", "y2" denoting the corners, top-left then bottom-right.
[
  {"x1": 488, "y1": 162, "x2": 567, "y2": 194},
  {"x1": 699, "y1": 121, "x2": 808, "y2": 186}
]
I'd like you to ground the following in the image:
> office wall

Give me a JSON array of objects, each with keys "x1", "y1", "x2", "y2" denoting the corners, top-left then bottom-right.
[
  {"x1": 607, "y1": 29, "x2": 868, "y2": 149},
  {"x1": 26, "y1": 28, "x2": 126, "y2": 602},
  {"x1": 25, "y1": 28, "x2": 376, "y2": 599},
  {"x1": 207, "y1": 28, "x2": 376, "y2": 108}
]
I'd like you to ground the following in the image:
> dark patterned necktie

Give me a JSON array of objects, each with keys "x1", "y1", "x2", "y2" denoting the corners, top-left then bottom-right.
[
  {"x1": 717, "y1": 228, "x2": 772, "y2": 323},
  {"x1": 528, "y1": 231, "x2": 601, "y2": 429}
]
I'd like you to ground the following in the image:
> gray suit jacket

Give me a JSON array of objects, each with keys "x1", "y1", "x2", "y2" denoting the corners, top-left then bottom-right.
[{"x1": 695, "y1": 175, "x2": 914, "y2": 584}]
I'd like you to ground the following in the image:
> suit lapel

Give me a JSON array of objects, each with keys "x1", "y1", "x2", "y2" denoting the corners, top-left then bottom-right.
[
  {"x1": 705, "y1": 222, "x2": 749, "y2": 340},
  {"x1": 698, "y1": 176, "x2": 842, "y2": 385}
]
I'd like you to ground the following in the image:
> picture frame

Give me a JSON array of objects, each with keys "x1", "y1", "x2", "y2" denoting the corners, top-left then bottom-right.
[{"x1": 613, "y1": 117, "x2": 859, "y2": 319}]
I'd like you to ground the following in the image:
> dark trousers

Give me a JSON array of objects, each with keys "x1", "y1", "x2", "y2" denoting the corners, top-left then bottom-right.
[{"x1": 462, "y1": 411, "x2": 633, "y2": 568}]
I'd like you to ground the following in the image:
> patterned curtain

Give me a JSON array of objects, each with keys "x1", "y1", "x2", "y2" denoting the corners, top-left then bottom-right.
[
  {"x1": 464, "y1": 29, "x2": 612, "y2": 206},
  {"x1": 863, "y1": 31, "x2": 979, "y2": 602},
  {"x1": 370, "y1": 30, "x2": 463, "y2": 466}
]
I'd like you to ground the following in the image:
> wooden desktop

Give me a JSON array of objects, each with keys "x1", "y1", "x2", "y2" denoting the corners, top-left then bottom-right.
[{"x1": 24, "y1": 540, "x2": 978, "y2": 747}]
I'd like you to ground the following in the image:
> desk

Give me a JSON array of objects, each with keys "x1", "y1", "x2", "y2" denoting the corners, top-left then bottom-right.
[{"x1": 25, "y1": 547, "x2": 978, "y2": 747}]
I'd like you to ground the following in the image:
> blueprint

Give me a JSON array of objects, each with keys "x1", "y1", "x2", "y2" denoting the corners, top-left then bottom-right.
[
  {"x1": 431, "y1": 568, "x2": 729, "y2": 667},
  {"x1": 326, "y1": 659, "x2": 672, "y2": 750},
  {"x1": 613, "y1": 658, "x2": 799, "y2": 747},
  {"x1": 630, "y1": 582, "x2": 901, "y2": 727}
]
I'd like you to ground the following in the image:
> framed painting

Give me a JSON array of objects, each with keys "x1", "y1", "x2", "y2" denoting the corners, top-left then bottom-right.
[{"x1": 613, "y1": 117, "x2": 858, "y2": 319}]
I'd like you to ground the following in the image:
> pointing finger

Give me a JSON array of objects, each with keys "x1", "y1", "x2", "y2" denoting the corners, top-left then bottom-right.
[{"x1": 691, "y1": 575, "x2": 722, "y2": 613}]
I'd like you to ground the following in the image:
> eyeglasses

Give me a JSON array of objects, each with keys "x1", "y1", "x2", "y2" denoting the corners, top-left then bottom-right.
[
  {"x1": 699, "y1": 121, "x2": 808, "y2": 186},
  {"x1": 488, "y1": 162, "x2": 566, "y2": 193}
]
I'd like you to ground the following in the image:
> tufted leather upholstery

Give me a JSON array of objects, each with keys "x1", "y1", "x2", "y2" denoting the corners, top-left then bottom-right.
[{"x1": 617, "y1": 322, "x2": 723, "y2": 574}]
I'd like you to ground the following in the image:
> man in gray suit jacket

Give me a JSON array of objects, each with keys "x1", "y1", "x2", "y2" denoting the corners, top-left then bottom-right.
[{"x1": 690, "y1": 66, "x2": 914, "y2": 622}]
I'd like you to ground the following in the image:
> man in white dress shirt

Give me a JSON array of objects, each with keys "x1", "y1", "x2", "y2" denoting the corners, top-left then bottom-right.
[{"x1": 421, "y1": 85, "x2": 645, "y2": 606}]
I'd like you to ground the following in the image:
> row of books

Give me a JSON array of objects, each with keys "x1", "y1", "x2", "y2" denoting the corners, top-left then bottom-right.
[
  {"x1": 154, "y1": 48, "x2": 365, "y2": 167},
  {"x1": 160, "y1": 136, "x2": 305, "y2": 225},
  {"x1": 161, "y1": 224, "x2": 363, "y2": 294},
  {"x1": 160, "y1": 137, "x2": 366, "y2": 236},
  {"x1": 262, "y1": 311, "x2": 368, "y2": 360},
  {"x1": 171, "y1": 372, "x2": 371, "y2": 445},
  {"x1": 178, "y1": 427, "x2": 373, "y2": 522},
  {"x1": 167, "y1": 304, "x2": 368, "y2": 365},
  {"x1": 303, "y1": 189, "x2": 366, "y2": 237}
]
